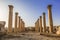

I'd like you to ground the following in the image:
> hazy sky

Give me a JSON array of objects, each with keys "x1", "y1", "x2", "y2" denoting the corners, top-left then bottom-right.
[{"x1": 0, "y1": 0, "x2": 60, "y2": 27}]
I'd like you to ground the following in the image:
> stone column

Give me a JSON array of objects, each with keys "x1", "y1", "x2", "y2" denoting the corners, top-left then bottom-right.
[
  {"x1": 35, "y1": 19, "x2": 39, "y2": 32},
  {"x1": 23, "y1": 21, "x2": 25, "y2": 31},
  {"x1": 21, "y1": 20, "x2": 24, "y2": 32},
  {"x1": 21, "y1": 20, "x2": 23, "y2": 32},
  {"x1": 8, "y1": 5, "x2": 13, "y2": 33},
  {"x1": 20, "y1": 19, "x2": 22, "y2": 32},
  {"x1": 24, "y1": 23, "x2": 25, "y2": 31},
  {"x1": 43, "y1": 12, "x2": 46, "y2": 33},
  {"x1": 47, "y1": 5, "x2": 53, "y2": 33},
  {"x1": 37, "y1": 19, "x2": 39, "y2": 32},
  {"x1": 14, "y1": 12, "x2": 18, "y2": 33},
  {"x1": 18, "y1": 16, "x2": 21, "y2": 32},
  {"x1": 39, "y1": 16, "x2": 42, "y2": 33},
  {"x1": 36, "y1": 22, "x2": 38, "y2": 32},
  {"x1": 35, "y1": 22, "x2": 37, "y2": 32}
]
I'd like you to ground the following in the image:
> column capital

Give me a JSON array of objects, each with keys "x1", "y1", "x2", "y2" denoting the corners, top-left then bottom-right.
[
  {"x1": 18, "y1": 16, "x2": 21, "y2": 19},
  {"x1": 21, "y1": 19, "x2": 22, "y2": 21},
  {"x1": 38, "y1": 19, "x2": 39, "y2": 21},
  {"x1": 43, "y1": 12, "x2": 45, "y2": 15},
  {"x1": 40, "y1": 16, "x2": 42, "y2": 18},
  {"x1": 15, "y1": 12, "x2": 18, "y2": 15},
  {"x1": 47, "y1": 5, "x2": 52, "y2": 9},
  {"x1": 8, "y1": 5, "x2": 14, "y2": 8}
]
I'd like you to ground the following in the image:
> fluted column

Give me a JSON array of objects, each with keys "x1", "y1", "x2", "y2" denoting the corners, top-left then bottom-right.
[
  {"x1": 14, "y1": 12, "x2": 18, "y2": 33},
  {"x1": 8, "y1": 5, "x2": 13, "y2": 33},
  {"x1": 43, "y1": 12, "x2": 46, "y2": 33},
  {"x1": 47, "y1": 5, "x2": 53, "y2": 33}
]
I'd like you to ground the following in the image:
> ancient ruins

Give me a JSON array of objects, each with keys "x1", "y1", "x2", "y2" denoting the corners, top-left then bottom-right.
[{"x1": 0, "y1": 4, "x2": 60, "y2": 40}]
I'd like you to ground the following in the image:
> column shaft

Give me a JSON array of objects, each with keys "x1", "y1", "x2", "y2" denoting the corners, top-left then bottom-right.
[
  {"x1": 8, "y1": 5, "x2": 13, "y2": 33},
  {"x1": 14, "y1": 12, "x2": 18, "y2": 33},
  {"x1": 20, "y1": 19, "x2": 22, "y2": 32},
  {"x1": 23, "y1": 21, "x2": 25, "y2": 31},
  {"x1": 47, "y1": 5, "x2": 53, "y2": 33},
  {"x1": 35, "y1": 22, "x2": 37, "y2": 32},
  {"x1": 18, "y1": 16, "x2": 20, "y2": 32},
  {"x1": 43, "y1": 13, "x2": 46, "y2": 32},
  {"x1": 40, "y1": 16, "x2": 42, "y2": 33}
]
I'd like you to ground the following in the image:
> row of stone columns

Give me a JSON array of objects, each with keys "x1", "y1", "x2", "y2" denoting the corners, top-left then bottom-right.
[
  {"x1": 7, "y1": 5, "x2": 25, "y2": 33},
  {"x1": 35, "y1": 5, "x2": 53, "y2": 34}
]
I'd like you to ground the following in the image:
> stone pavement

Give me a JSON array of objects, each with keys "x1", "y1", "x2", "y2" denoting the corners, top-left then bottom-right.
[{"x1": 1, "y1": 32, "x2": 60, "y2": 40}]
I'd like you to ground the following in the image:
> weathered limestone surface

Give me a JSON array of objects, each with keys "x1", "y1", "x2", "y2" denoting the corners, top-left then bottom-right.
[
  {"x1": 23, "y1": 22, "x2": 25, "y2": 31},
  {"x1": 8, "y1": 5, "x2": 13, "y2": 33},
  {"x1": 14, "y1": 12, "x2": 18, "y2": 33},
  {"x1": 21, "y1": 20, "x2": 24, "y2": 32},
  {"x1": 47, "y1": 5, "x2": 53, "y2": 33},
  {"x1": 37, "y1": 19, "x2": 39, "y2": 32},
  {"x1": 35, "y1": 19, "x2": 39, "y2": 32},
  {"x1": 35, "y1": 22, "x2": 37, "y2": 32},
  {"x1": 18, "y1": 16, "x2": 21, "y2": 32},
  {"x1": 39, "y1": 16, "x2": 42, "y2": 33},
  {"x1": 20, "y1": 19, "x2": 22, "y2": 32},
  {"x1": 22, "y1": 21, "x2": 25, "y2": 31},
  {"x1": 43, "y1": 12, "x2": 46, "y2": 33}
]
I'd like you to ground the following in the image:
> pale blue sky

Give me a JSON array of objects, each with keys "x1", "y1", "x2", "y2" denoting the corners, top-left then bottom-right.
[{"x1": 0, "y1": 0, "x2": 60, "y2": 27}]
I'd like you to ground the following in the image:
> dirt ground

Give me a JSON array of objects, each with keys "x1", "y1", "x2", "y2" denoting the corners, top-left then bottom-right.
[{"x1": 1, "y1": 32, "x2": 60, "y2": 40}]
